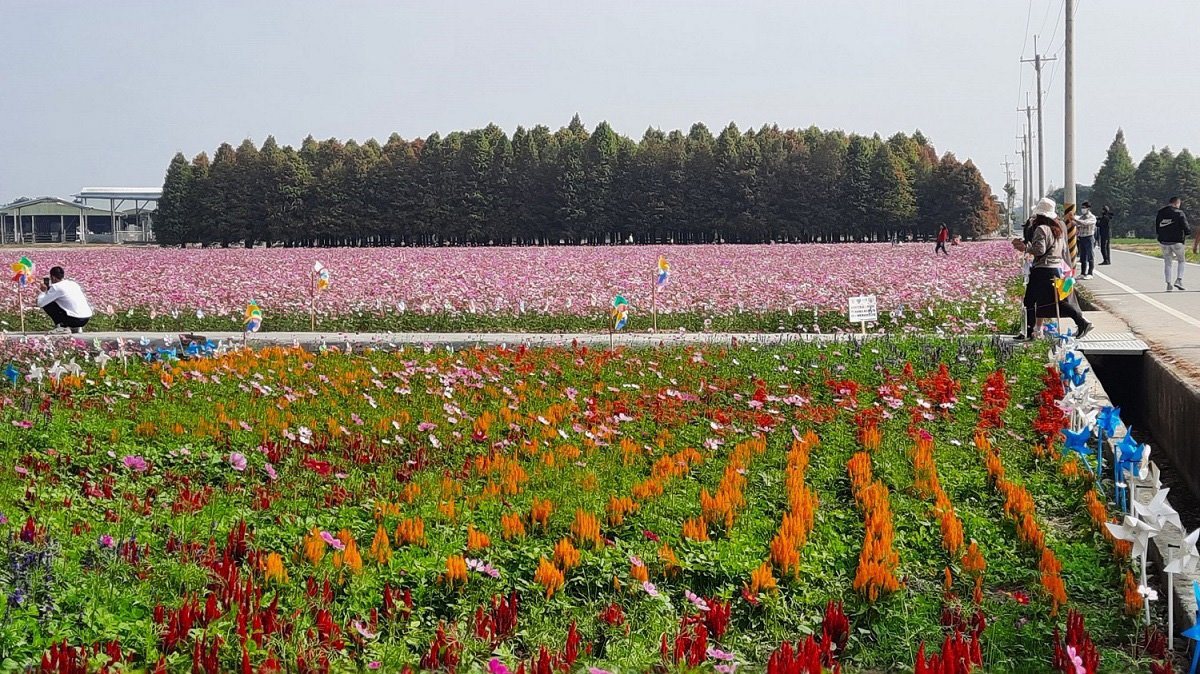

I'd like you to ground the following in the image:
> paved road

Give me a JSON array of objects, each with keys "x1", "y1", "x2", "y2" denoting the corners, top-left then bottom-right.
[{"x1": 1085, "y1": 248, "x2": 1200, "y2": 368}]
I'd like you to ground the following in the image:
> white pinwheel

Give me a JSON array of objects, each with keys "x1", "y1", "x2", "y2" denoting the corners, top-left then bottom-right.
[
  {"x1": 95, "y1": 353, "x2": 111, "y2": 372},
  {"x1": 1164, "y1": 528, "x2": 1200, "y2": 649},
  {"x1": 1165, "y1": 529, "x2": 1200, "y2": 575},
  {"x1": 65, "y1": 359, "x2": 82, "y2": 378},
  {"x1": 1134, "y1": 488, "x2": 1183, "y2": 533},
  {"x1": 47, "y1": 361, "x2": 66, "y2": 382},
  {"x1": 1106, "y1": 515, "x2": 1160, "y2": 558}
]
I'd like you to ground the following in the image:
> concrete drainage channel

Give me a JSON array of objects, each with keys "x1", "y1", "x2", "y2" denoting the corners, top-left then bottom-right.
[{"x1": 1086, "y1": 346, "x2": 1200, "y2": 650}]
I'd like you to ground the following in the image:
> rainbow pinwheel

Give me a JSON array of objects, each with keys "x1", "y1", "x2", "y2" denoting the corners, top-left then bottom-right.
[
  {"x1": 611, "y1": 295, "x2": 629, "y2": 331},
  {"x1": 1054, "y1": 270, "x2": 1075, "y2": 301},
  {"x1": 314, "y1": 261, "x2": 331, "y2": 290},
  {"x1": 244, "y1": 301, "x2": 263, "y2": 333},
  {"x1": 655, "y1": 256, "x2": 670, "y2": 287},
  {"x1": 9, "y1": 257, "x2": 33, "y2": 286}
]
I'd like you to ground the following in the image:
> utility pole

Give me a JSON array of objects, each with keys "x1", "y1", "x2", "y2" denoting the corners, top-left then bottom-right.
[
  {"x1": 1002, "y1": 157, "x2": 1016, "y2": 237},
  {"x1": 1019, "y1": 97, "x2": 1036, "y2": 201},
  {"x1": 1064, "y1": 0, "x2": 1076, "y2": 209},
  {"x1": 1023, "y1": 36, "x2": 1056, "y2": 198},
  {"x1": 1016, "y1": 139, "x2": 1028, "y2": 224}
]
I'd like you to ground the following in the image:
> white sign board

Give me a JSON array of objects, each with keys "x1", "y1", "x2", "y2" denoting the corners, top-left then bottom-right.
[{"x1": 848, "y1": 294, "x2": 878, "y2": 324}]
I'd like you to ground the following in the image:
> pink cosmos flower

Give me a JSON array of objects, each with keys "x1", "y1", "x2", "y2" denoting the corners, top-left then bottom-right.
[
  {"x1": 123, "y1": 455, "x2": 148, "y2": 472},
  {"x1": 351, "y1": 620, "x2": 376, "y2": 639},
  {"x1": 588, "y1": 669, "x2": 613, "y2": 674},
  {"x1": 98, "y1": 534, "x2": 115, "y2": 548},
  {"x1": 319, "y1": 531, "x2": 345, "y2": 551},
  {"x1": 264, "y1": 463, "x2": 278, "y2": 481},
  {"x1": 11, "y1": 420, "x2": 32, "y2": 429},
  {"x1": 1066, "y1": 646, "x2": 1085, "y2": 674},
  {"x1": 418, "y1": 421, "x2": 437, "y2": 432},
  {"x1": 707, "y1": 647, "x2": 734, "y2": 661},
  {"x1": 228, "y1": 452, "x2": 247, "y2": 471},
  {"x1": 685, "y1": 590, "x2": 710, "y2": 612},
  {"x1": 368, "y1": 663, "x2": 381, "y2": 670},
  {"x1": 14, "y1": 466, "x2": 28, "y2": 477},
  {"x1": 642, "y1": 581, "x2": 659, "y2": 597},
  {"x1": 488, "y1": 659, "x2": 511, "y2": 674}
]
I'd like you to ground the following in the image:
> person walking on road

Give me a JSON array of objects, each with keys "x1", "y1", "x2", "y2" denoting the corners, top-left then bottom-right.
[
  {"x1": 1157, "y1": 196, "x2": 1191, "y2": 291},
  {"x1": 1075, "y1": 201, "x2": 1098, "y2": 279},
  {"x1": 935, "y1": 224, "x2": 949, "y2": 256},
  {"x1": 1097, "y1": 206, "x2": 1113, "y2": 265}
]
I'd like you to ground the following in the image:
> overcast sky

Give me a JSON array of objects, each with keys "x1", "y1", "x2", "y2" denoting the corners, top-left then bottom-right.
[{"x1": 1, "y1": 1, "x2": 1196, "y2": 208}]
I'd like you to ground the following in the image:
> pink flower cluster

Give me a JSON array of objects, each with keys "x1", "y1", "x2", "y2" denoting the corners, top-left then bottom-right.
[{"x1": 2, "y1": 243, "x2": 1018, "y2": 322}]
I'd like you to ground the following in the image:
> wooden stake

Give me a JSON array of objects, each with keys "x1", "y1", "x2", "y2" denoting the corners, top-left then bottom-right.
[
  {"x1": 310, "y1": 270, "x2": 316, "y2": 331},
  {"x1": 651, "y1": 270, "x2": 658, "y2": 333},
  {"x1": 19, "y1": 290, "x2": 26, "y2": 336}
]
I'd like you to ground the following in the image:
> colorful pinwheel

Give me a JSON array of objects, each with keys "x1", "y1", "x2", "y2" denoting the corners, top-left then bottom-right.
[
  {"x1": 314, "y1": 261, "x2": 331, "y2": 290},
  {"x1": 9, "y1": 256, "x2": 33, "y2": 287},
  {"x1": 244, "y1": 301, "x2": 264, "y2": 333},
  {"x1": 656, "y1": 256, "x2": 670, "y2": 287},
  {"x1": 611, "y1": 295, "x2": 629, "y2": 331}
]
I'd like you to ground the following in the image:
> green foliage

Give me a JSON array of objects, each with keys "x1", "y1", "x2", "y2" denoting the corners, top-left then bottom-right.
[
  {"x1": 1089, "y1": 129, "x2": 1135, "y2": 228},
  {"x1": 160, "y1": 120, "x2": 1001, "y2": 247}
]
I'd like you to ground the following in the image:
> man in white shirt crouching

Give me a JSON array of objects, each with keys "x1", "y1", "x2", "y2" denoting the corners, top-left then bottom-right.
[{"x1": 36, "y1": 266, "x2": 93, "y2": 334}]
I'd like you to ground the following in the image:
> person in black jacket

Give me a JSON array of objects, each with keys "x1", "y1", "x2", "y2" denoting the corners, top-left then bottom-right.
[
  {"x1": 1157, "y1": 197, "x2": 1191, "y2": 291},
  {"x1": 1096, "y1": 206, "x2": 1113, "y2": 265}
]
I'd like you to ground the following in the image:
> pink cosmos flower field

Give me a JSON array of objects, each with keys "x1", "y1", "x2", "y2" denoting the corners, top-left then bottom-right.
[{"x1": 1, "y1": 242, "x2": 1020, "y2": 331}]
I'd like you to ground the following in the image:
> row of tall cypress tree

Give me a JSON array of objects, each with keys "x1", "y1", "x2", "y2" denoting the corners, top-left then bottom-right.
[
  {"x1": 1090, "y1": 129, "x2": 1200, "y2": 237},
  {"x1": 155, "y1": 116, "x2": 1000, "y2": 247}
]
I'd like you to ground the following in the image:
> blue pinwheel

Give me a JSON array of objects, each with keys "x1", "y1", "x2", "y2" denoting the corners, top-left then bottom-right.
[
  {"x1": 1185, "y1": 580, "x2": 1200, "y2": 674},
  {"x1": 1114, "y1": 431, "x2": 1147, "y2": 513},
  {"x1": 1067, "y1": 367, "x2": 1089, "y2": 388},
  {"x1": 1059, "y1": 351, "x2": 1083, "y2": 379},
  {"x1": 1096, "y1": 406, "x2": 1121, "y2": 440},
  {"x1": 3, "y1": 363, "x2": 18, "y2": 386},
  {"x1": 156, "y1": 348, "x2": 178, "y2": 362},
  {"x1": 1063, "y1": 426, "x2": 1096, "y2": 475}
]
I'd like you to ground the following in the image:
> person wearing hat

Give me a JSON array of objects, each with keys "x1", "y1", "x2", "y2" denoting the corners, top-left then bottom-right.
[
  {"x1": 1012, "y1": 198, "x2": 1094, "y2": 341},
  {"x1": 1073, "y1": 201, "x2": 1098, "y2": 279}
]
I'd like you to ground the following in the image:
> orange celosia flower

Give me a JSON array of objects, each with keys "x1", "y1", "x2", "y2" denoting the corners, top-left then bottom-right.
[
  {"x1": 445, "y1": 554, "x2": 468, "y2": 587},
  {"x1": 571, "y1": 510, "x2": 603, "y2": 550},
  {"x1": 962, "y1": 540, "x2": 986, "y2": 577},
  {"x1": 369, "y1": 525, "x2": 392, "y2": 565},
  {"x1": 303, "y1": 527, "x2": 326, "y2": 565},
  {"x1": 606, "y1": 495, "x2": 639, "y2": 527},
  {"x1": 1123, "y1": 570, "x2": 1142, "y2": 616},
  {"x1": 467, "y1": 525, "x2": 491, "y2": 551},
  {"x1": 501, "y1": 512, "x2": 526, "y2": 540},
  {"x1": 554, "y1": 538, "x2": 580, "y2": 569},
  {"x1": 630, "y1": 560, "x2": 650, "y2": 584},
  {"x1": 395, "y1": 517, "x2": 426, "y2": 547},
  {"x1": 658, "y1": 544, "x2": 680, "y2": 577},
  {"x1": 332, "y1": 529, "x2": 363, "y2": 574},
  {"x1": 262, "y1": 552, "x2": 288, "y2": 584},
  {"x1": 973, "y1": 576, "x2": 984, "y2": 605},
  {"x1": 748, "y1": 561, "x2": 777, "y2": 595},
  {"x1": 439, "y1": 499, "x2": 457, "y2": 521},
  {"x1": 682, "y1": 517, "x2": 709, "y2": 542},
  {"x1": 530, "y1": 498, "x2": 554, "y2": 531},
  {"x1": 534, "y1": 557, "x2": 565, "y2": 598}
]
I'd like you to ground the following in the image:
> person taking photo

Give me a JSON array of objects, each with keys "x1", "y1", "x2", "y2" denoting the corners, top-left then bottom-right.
[{"x1": 35, "y1": 266, "x2": 93, "y2": 334}]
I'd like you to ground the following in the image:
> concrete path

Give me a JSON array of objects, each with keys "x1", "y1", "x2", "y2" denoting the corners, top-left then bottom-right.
[{"x1": 1083, "y1": 248, "x2": 1200, "y2": 373}]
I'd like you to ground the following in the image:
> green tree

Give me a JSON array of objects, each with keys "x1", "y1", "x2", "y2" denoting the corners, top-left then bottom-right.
[
  {"x1": 1130, "y1": 148, "x2": 1173, "y2": 236},
  {"x1": 1090, "y1": 129, "x2": 1136, "y2": 228},
  {"x1": 868, "y1": 144, "x2": 916, "y2": 235},
  {"x1": 206, "y1": 143, "x2": 239, "y2": 246},
  {"x1": 1167, "y1": 149, "x2": 1200, "y2": 219},
  {"x1": 156, "y1": 152, "x2": 193, "y2": 246}
]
